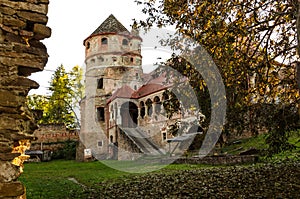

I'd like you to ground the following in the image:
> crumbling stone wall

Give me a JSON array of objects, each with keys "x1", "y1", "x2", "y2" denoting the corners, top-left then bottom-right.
[
  {"x1": 0, "y1": 0, "x2": 50, "y2": 198},
  {"x1": 30, "y1": 124, "x2": 79, "y2": 151}
]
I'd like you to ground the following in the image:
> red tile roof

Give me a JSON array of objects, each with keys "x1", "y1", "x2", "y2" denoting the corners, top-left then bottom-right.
[
  {"x1": 107, "y1": 85, "x2": 136, "y2": 103},
  {"x1": 134, "y1": 83, "x2": 169, "y2": 98},
  {"x1": 107, "y1": 74, "x2": 171, "y2": 104}
]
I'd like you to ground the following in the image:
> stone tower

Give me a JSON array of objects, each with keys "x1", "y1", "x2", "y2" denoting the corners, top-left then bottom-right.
[{"x1": 80, "y1": 14, "x2": 143, "y2": 159}]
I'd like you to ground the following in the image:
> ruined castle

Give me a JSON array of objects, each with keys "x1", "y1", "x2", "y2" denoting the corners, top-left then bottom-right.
[{"x1": 79, "y1": 15, "x2": 201, "y2": 160}]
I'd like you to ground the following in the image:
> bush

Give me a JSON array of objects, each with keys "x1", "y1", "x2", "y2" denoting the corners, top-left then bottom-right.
[{"x1": 52, "y1": 140, "x2": 77, "y2": 160}]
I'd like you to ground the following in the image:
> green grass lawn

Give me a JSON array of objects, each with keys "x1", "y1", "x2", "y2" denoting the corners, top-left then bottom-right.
[
  {"x1": 20, "y1": 130, "x2": 299, "y2": 198},
  {"x1": 221, "y1": 130, "x2": 300, "y2": 159},
  {"x1": 19, "y1": 160, "x2": 212, "y2": 199}
]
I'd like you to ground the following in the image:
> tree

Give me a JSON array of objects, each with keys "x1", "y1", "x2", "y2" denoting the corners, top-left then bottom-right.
[
  {"x1": 28, "y1": 65, "x2": 84, "y2": 129},
  {"x1": 135, "y1": 0, "x2": 300, "y2": 153},
  {"x1": 42, "y1": 65, "x2": 75, "y2": 128}
]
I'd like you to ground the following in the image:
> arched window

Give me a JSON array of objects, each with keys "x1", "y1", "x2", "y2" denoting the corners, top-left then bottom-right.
[
  {"x1": 130, "y1": 57, "x2": 134, "y2": 63},
  {"x1": 97, "y1": 78, "x2": 103, "y2": 89},
  {"x1": 154, "y1": 96, "x2": 161, "y2": 114},
  {"x1": 110, "y1": 105, "x2": 114, "y2": 119},
  {"x1": 114, "y1": 102, "x2": 118, "y2": 118},
  {"x1": 122, "y1": 39, "x2": 128, "y2": 45},
  {"x1": 140, "y1": 101, "x2": 145, "y2": 119},
  {"x1": 146, "y1": 99, "x2": 153, "y2": 116},
  {"x1": 101, "y1": 38, "x2": 108, "y2": 45},
  {"x1": 86, "y1": 42, "x2": 90, "y2": 49}
]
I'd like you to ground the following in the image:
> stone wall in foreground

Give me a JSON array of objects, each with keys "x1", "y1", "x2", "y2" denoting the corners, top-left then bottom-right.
[{"x1": 0, "y1": 0, "x2": 50, "y2": 198}]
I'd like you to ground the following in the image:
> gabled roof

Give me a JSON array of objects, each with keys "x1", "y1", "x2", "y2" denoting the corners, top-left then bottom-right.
[
  {"x1": 107, "y1": 85, "x2": 136, "y2": 103},
  {"x1": 134, "y1": 83, "x2": 169, "y2": 98},
  {"x1": 90, "y1": 14, "x2": 129, "y2": 36}
]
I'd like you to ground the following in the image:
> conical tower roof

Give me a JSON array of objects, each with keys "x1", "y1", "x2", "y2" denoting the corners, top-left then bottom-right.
[{"x1": 90, "y1": 14, "x2": 129, "y2": 36}]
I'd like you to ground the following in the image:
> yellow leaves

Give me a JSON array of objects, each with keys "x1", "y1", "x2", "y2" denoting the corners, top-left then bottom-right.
[
  {"x1": 12, "y1": 140, "x2": 31, "y2": 173},
  {"x1": 22, "y1": 36, "x2": 30, "y2": 47}
]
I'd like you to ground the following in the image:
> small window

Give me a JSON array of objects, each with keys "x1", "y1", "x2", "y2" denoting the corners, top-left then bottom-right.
[
  {"x1": 162, "y1": 133, "x2": 167, "y2": 140},
  {"x1": 134, "y1": 85, "x2": 137, "y2": 90},
  {"x1": 122, "y1": 39, "x2": 128, "y2": 45},
  {"x1": 98, "y1": 56, "x2": 104, "y2": 62},
  {"x1": 101, "y1": 38, "x2": 108, "y2": 45},
  {"x1": 98, "y1": 140, "x2": 103, "y2": 147},
  {"x1": 135, "y1": 73, "x2": 139, "y2": 80},
  {"x1": 112, "y1": 57, "x2": 117, "y2": 62},
  {"x1": 110, "y1": 135, "x2": 113, "y2": 143},
  {"x1": 97, "y1": 78, "x2": 103, "y2": 89},
  {"x1": 86, "y1": 42, "x2": 90, "y2": 49},
  {"x1": 130, "y1": 58, "x2": 134, "y2": 63},
  {"x1": 97, "y1": 107, "x2": 105, "y2": 121}
]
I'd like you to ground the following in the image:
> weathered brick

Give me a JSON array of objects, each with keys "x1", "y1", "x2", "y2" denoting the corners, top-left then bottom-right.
[
  {"x1": 0, "y1": 152, "x2": 20, "y2": 161},
  {"x1": 2, "y1": 15, "x2": 26, "y2": 28},
  {"x1": 17, "y1": 10, "x2": 48, "y2": 24},
  {"x1": 0, "y1": 90, "x2": 20, "y2": 108},
  {"x1": 0, "y1": 5, "x2": 16, "y2": 15},
  {"x1": 1, "y1": 1, "x2": 48, "y2": 14},
  {"x1": 33, "y1": 23, "x2": 51, "y2": 40},
  {"x1": 13, "y1": 42, "x2": 47, "y2": 56},
  {"x1": 0, "y1": 161, "x2": 20, "y2": 183},
  {"x1": 0, "y1": 181, "x2": 24, "y2": 196}
]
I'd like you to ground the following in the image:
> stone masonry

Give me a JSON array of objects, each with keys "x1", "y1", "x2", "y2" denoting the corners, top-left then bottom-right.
[{"x1": 0, "y1": 0, "x2": 50, "y2": 198}]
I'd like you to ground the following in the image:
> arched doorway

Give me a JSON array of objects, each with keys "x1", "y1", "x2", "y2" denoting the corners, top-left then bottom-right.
[{"x1": 120, "y1": 102, "x2": 138, "y2": 128}]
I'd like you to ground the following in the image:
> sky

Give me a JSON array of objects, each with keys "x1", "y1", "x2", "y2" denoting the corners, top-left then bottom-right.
[{"x1": 29, "y1": 0, "x2": 173, "y2": 95}]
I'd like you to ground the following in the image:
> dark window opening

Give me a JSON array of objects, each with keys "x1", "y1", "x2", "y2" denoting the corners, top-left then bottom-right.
[
  {"x1": 130, "y1": 57, "x2": 134, "y2": 63},
  {"x1": 101, "y1": 38, "x2": 108, "y2": 45},
  {"x1": 135, "y1": 73, "x2": 139, "y2": 80},
  {"x1": 98, "y1": 141, "x2": 103, "y2": 147},
  {"x1": 146, "y1": 99, "x2": 153, "y2": 116},
  {"x1": 122, "y1": 39, "x2": 128, "y2": 45},
  {"x1": 97, "y1": 107, "x2": 105, "y2": 121},
  {"x1": 140, "y1": 101, "x2": 145, "y2": 119},
  {"x1": 162, "y1": 133, "x2": 167, "y2": 140},
  {"x1": 97, "y1": 78, "x2": 103, "y2": 89},
  {"x1": 86, "y1": 42, "x2": 90, "y2": 49},
  {"x1": 134, "y1": 85, "x2": 137, "y2": 90},
  {"x1": 110, "y1": 135, "x2": 113, "y2": 143}
]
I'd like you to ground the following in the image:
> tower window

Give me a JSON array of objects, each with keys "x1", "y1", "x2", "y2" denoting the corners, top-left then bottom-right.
[
  {"x1": 112, "y1": 57, "x2": 117, "y2": 62},
  {"x1": 122, "y1": 39, "x2": 128, "y2": 45},
  {"x1": 97, "y1": 107, "x2": 105, "y2": 121},
  {"x1": 162, "y1": 133, "x2": 167, "y2": 141},
  {"x1": 130, "y1": 58, "x2": 134, "y2": 63},
  {"x1": 97, "y1": 140, "x2": 103, "y2": 147},
  {"x1": 98, "y1": 56, "x2": 104, "y2": 62},
  {"x1": 134, "y1": 85, "x2": 137, "y2": 90},
  {"x1": 135, "y1": 73, "x2": 139, "y2": 80},
  {"x1": 101, "y1": 38, "x2": 108, "y2": 45},
  {"x1": 97, "y1": 78, "x2": 103, "y2": 89}
]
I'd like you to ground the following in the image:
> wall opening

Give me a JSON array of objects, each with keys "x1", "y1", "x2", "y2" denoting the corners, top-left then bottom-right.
[
  {"x1": 101, "y1": 37, "x2": 108, "y2": 45},
  {"x1": 97, "y1": 78, "x2": 104, "y2": 89},
  {"x1": 97, "y1": 107, "x2": 105, "y2": 121}
]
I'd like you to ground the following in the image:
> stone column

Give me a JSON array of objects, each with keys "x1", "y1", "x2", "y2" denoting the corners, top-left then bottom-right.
[
  {"x1": 0, "y1": 0, "x2": 51, "y2": 198},
  {"x1": 116, "y1": 105, "x2": 121, "y2": 125},
  {"x1": 137, "y1": 107, "x2": 141, "y2": 125}
]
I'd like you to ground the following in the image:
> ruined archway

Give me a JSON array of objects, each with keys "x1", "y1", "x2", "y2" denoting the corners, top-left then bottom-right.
[
  {"x1": 120, "y1": 102, "x2": 138, "y2": 128},
  {"x1": 0, "y1": 0, "x2": 51, "y2": 198}
]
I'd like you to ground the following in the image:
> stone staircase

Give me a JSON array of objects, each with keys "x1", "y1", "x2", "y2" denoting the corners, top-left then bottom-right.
[{"x1": 120, "y1": 127, "x2": 166, "y2": 156}]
